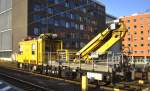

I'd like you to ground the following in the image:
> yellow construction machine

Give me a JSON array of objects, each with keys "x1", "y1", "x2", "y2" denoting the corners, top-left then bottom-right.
[
  {"x1": 76, "y1": 20, "x2": 127, "y2": 62},
  {"x1": 16, "y1": 20, "x2": 127, "y2": 67},
  {"x1": 16, "y1": 20, "x2": 149, "y2": 86},
  {"x1": 16, "y1": 33, "x2": 63, "y2": 68}
]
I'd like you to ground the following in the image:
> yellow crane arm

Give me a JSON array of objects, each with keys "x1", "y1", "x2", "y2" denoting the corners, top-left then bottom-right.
[
  {"x1": 77, "y1": 27, "x2": 111, "y2": 57},
  {"x1": 76, "y1": 20, "x2": 127, "y2": 61},
  {"x1": 95, "y1": 22, "x2": 127, "y2": 55}
]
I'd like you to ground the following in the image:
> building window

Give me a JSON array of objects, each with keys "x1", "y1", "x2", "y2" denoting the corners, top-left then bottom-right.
[
  {"x1": 134, "y1": 36, "x2": 137, "y2": 41},
  {"x1": 34, "y1": 28, "x2": 39, "y2": 35},
  {"x1": 140, "y1": 25, "x2": 144, "y2": 28},
  {"x1": 141, "y1": 51, "x2": 144, "y2": 53},
  {"x1": 33, "y1": 4, "x2": 41, "y2": 12},
  {"x1": 74, "y1": 14, "x2": 80, "y2": 20},
  {"x1": 79, "y1": 16, "x2": 83, "y2": 22},
  {"x1": 148, "y1": 37, "x2": 150, "y2": 40},
  {"x1": 148, "y1": 24, "x2": 150, "y2": 28},
  {"x1": 128, "y1": 38, "x2": 131, "y2": 41},
  {"x1": 53, "y1": 8, "x2": 60, "y2": 14},
  {"x1": 75, "y1": 24, "x2": 78, "y2": 30},
  {"x1": 65, "y1": 2, "x2": 69, "y2": 7},
  {"x1": 41, "y1": 19, "x2": 47, "y2": 25},
  {"x1": 141, "y1": 44, "x2": 144, "y2": 47},
  {"x1": 70, "y1": 14, "x2": 73, "y2": 19},
  {"x1": 70, "y1": 22, "x2": 75, "y2": 28},
  {"x1": 65, "y1": 13, "x2": 70, "y2": 18},
  {"x1": 82, "y1": 8, "x2": 86, "y2": 13},
  {"x1": 80, "y1": 24, "x2": 84, "y2": 30},
  {"x1": 134, "y1": 32, "x2": 137, "y2": 34},
  {"x1": 70, "y1": 33, "x2": 75, "y2": 39},
  {"x1": 19, "y1": 46, "x2": 23, "y2": 54},
  {"x1": 147, "y1": 17, "x2": 150, "y2": 21},
  {"x1": 140, "y1": 18, "x2": 144, "y2": 21},
  {"x1": 75, "y1": 24, "x2": 80, "y2": 30},
  {"x1": 128, "y1": 32, "x2": 130, "y2": 35},
  {"x1": 127, "y1": 27, "x2": 130, "y2": 30},
  {"x1": 134, "y1": 44, "x2": 137, "y2": 47},
  {"x1": 134, "y1": 39, "x2": 137, "y2": 41},
  {"x1": 65, "y1": 22, "x2": 70, "y2": 28},
  {"x1": 148, "y1": 43, "x2": 150, "y2": 46},
  {"x1": 48, "y1": 18, "x2": 54, "y2": 25},
  {"x1": 33, "y1": 15, "x2": 41, "y2": 21},
  {"x1": 134, "y1": 25, "x2": 137, "y2": 30},
  {"x1": 134, "y1": 51, "x2": 137, "y2": 54},
  {"x1": 80, "y1": 42, "x2": 85, "y2": 47},
  {"x1": 141, "y1": 31, "x2": 143, "y2": 34},
  {"x1": 133, "y1": 19, "x2": 136, "y2": 22},
  {"x1": 48, "y1": 8, "x2": 53, "y2": 14},
  {"x1": 32, "y1": 44, "x2": 36, "y2": 55},
  {"x1": 69, "y1": 1, "x2": 75, "y2": 8},
  {"x1": 75, "y1": 42, "x2": 78, "y2": 48},
  {"x1": 141, "y1": 37, "x2": 144, "y2": 40},
  {"x1": 128, "y1": 44, "x2": 131, "y2": 46},
  {"x1": 147, "y1": 50, "x2": 150, "y2": 54},
  {"x1": 60, "y1": 13, "x2": 65, "y2": 17},
  {"x1": 148, "y1": 30, "x2": 150, "y2": 34},
  {"x1": 54, "y1": 20, "x2": 59, "y2": 26},
  {"x1": 91, "y1": 20, "x2": 96, "y2": 25},
  {"x1": 60, "y1": 20, "x2": 65, "y2": 27},
  {"x1": 127, "y1": 20, "x2": 130, "y2": 23},
  {"x1": 54, "y1": 0, "x2": 59, "y2": 4}
]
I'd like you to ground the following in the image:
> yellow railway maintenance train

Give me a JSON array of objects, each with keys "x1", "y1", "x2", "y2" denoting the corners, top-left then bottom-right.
[
  {"x1": 16, "y1": 20, "x2": 149, "y2": 85},
  {"x1": 16, "y1": 33, "x2": 63, "y2": 71}
]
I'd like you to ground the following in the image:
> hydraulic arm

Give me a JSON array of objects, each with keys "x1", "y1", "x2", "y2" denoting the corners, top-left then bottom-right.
[{"x1": 76, "y1": 20, "x2": 127, "y2": 61}]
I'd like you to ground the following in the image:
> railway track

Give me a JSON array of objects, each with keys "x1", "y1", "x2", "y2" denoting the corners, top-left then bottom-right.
[
  {"x1": 0, "y1": 66, "x2": 81, "y2": 91},
  {"x1": 0, "y1": 72, "x2": 49, "y2": 91},
  {"x1": 0, "y1": 66, "x2": 149, "y2": 91}
]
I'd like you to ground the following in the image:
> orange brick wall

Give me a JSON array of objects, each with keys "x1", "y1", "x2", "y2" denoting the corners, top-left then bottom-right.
[{"x1": 121, "y1": 13, "x2": 150, "y2": 57}]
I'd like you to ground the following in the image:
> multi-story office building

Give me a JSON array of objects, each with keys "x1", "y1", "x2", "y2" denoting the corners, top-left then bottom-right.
[
  {"x1": 0, "y1": 0, "x2": 106, "y2": 60},
  {"x1": 121, "y1": 13, "x2": 150, "y2": 62},
  {"x1": 28, "y1": 0, "x2": 106, "y2": 50}
]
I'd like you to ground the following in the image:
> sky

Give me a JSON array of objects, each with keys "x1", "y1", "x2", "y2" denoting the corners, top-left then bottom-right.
[{"x1": 98, "y1": 0, "x2": 150, "y2": 17}]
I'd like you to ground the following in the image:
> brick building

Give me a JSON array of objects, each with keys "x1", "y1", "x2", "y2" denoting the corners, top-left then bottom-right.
[{"x1": 121, "y1": 13, "x2": 150, "y2": 63}]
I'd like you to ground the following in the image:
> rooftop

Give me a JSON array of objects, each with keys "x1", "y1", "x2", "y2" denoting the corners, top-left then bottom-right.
[
  {"x1": 119, "y1": 12, "x2": 150, "y2": 18},
  {"x1": 92, "y1": 0, "x2": 105, "y2": 6},
  {"x1": 106, "y1": 13, "x2": 117, "y2": 19}
]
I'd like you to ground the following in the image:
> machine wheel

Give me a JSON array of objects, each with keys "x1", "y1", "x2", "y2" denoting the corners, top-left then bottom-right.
[
  {"x1": 17, "y1": 62, "x2": 22, "y2": 68},
  {"x1": 97, "y1": 80, "x2": 110, "y2": 86},
  {"x1": 31, "y1": 65, "x2": 37, "y2": 71}
]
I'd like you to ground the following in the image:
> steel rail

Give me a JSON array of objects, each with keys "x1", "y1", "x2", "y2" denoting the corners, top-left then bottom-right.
[
  {"x1": 0, "y1": 66, "x2": 131, "y2": 91},
  {"x1": 0, "y1": 72, "x2": 51, "y2": 91}
]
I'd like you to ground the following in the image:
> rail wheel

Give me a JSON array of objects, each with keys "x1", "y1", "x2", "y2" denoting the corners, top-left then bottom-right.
[{"x1": 17, "y1": 62, "x2": 22, "y2": 68}]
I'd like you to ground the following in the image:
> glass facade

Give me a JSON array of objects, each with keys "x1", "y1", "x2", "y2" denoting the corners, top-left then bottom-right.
[
  {"x1": 0, "y1": 0, "x2": 12, "y2": 58},
  {"x1": 28, "y1": 0, "x2": 106, "y2": 50}
]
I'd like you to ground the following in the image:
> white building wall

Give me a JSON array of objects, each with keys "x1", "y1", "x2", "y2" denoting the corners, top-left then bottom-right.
[{"x1": 0, "y1": 0, "x2": 12, "y2": 58}]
